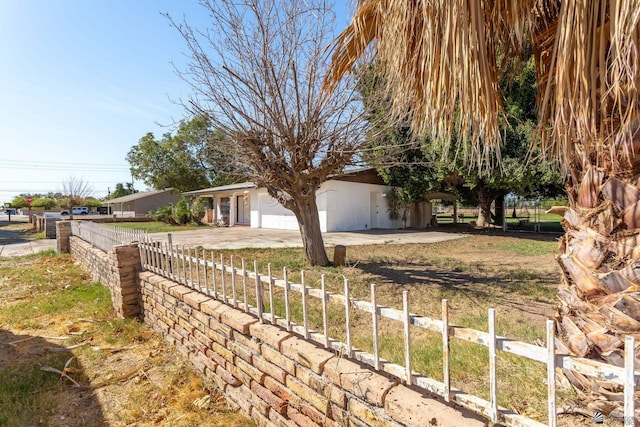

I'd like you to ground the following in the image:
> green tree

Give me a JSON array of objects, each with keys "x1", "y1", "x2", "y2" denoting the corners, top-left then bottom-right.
[
  {"x1": 83, "y1": 197, "x2": 103, "y2": 209},
  {"x1": 30, "y1": 197, "x2": 56, "y2": 209},
  {"x1": 127, "y1": 116, "x2": 245, "y2": 193},
  {"x1": 9, "y1": 196, "x2": 27, "y2": 209},
  {"x1": 109, "y1": 183, "x2": 137, "y2": 199},
  {"x1": 361, "y1": 58, "x2": 563, "y2": 227}
]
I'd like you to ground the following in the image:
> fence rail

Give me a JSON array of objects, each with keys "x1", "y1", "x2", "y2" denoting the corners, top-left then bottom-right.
[
  {"x1": 138, "y1": 240, "x2": 639, "y2": 427},
  {"x1": 70, "y1": 221, "x2": 147, "y2": 252}
]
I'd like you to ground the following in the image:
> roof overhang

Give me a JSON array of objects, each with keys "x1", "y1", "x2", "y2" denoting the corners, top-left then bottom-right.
[{"x1": 183, "y1": 182, "x2": 257, "y2": 197}]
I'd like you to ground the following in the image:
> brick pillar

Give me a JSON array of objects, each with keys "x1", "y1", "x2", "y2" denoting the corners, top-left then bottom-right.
[
  {"x1": 56, "y1": 221, "x2": 71, "y2": 253},
  {"x1": 112, "y1": 243, "x2": 142, "y2": 318},
  {"x1": 45, "y1": 218, "x2": 58, "y2": 238}
]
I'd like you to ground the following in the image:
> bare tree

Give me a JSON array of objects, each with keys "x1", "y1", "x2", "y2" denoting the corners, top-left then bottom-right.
[
  {"x1": 59, "y1": 177, "x2": 94, "y2": 220},
  {"x1": 168, "y1": 0, "x2": 367, "y2": 266}
]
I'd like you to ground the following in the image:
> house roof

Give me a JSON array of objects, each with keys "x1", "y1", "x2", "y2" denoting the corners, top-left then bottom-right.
[
  {"x1": 105, "y1": 188, "x2": 177, "y2": 204},
  {"x1": 329, "y1": 167, "x2": 385, "y2": 184},
  {"x1": 328, "y1": 166, "x2": 376, "y2": 178},
  {"x1": 183, "y1": 169, "x2": 384, "y2": 197},
  {"x1": 183, "y1": 182, "x2": 257, "y2": 197}
]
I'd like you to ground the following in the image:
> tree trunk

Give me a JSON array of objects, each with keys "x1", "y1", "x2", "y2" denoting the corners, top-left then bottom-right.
[
  {"x1": 291, "y1": 196, "x2": 330, "y2": 267},
  {"x1": 453, "y1": 202, "x2": 458, "y2": 224},
  {"x1": 552, "y1": 158, "x2": 640, "y2": 418},
  {"x1": 475, "y1": 184, "x2": 494, "y2": 228},
  {"x1": 494, "y1": 195, "x2": 504, "y2": 227}
]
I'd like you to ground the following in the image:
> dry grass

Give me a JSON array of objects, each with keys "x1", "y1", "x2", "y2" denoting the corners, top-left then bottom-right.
[
  {"x1": 0, "y1": 252, "x2": 253, "y2": 427},
  {"x1": 203, "y1": 232, "x2": 610, "y2": 425}
]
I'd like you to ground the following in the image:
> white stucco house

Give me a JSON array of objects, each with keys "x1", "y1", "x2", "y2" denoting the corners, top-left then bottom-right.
[{"x1": 184, "y1": 168, "x2": 444, "y2": 232}]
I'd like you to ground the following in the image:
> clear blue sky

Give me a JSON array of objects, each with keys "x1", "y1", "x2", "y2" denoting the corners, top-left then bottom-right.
[{"x1": 0, "y1": 0, "x2": 352, "y2": 205}]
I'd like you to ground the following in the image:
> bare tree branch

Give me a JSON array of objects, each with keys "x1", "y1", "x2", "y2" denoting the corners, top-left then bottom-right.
[{"x1": 168, "y1": 0, "x2": 368, "y2": 266}]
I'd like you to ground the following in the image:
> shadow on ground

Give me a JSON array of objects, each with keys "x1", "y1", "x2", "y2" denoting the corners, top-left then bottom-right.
[
  {"x1": 354, "y1": 259, "x2": 558, "y2": 322},
  {"x1": 0, "y1": 220, "x2": 36, "y2": 245},
  {"x1": 0, "y1": 330, "x2": 105, "y2": 426},
  {"x1": 434, "y1": 224, "x2": 562, "y2": 242}
]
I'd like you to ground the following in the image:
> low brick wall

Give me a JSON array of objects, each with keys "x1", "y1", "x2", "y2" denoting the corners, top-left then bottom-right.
[
  {"x1": 69, "y1": 237, "x2": 140, "y2": 318},
  {"x1": 66, "y1": 235, "x2": 486, "y2": 426},
  {"x1": 138, "y1": 272, "x2": 485, "y2": 427}
]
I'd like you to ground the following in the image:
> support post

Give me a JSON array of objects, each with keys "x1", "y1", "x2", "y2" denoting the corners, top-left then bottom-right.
[
  {"x1": 56, "y1": 221, "x2": 71, "y2": 253},
  {"x1": 112, "y1": 243, "x2": 142, "y2": 318}
]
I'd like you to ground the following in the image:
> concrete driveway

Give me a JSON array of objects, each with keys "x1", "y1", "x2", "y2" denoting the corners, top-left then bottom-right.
[
  {"x1": 149, "y1": 227, "x2": 466, "y2": 249},
  {"x1": 0, "y1": 217, "x2": 466, "y2": 257},
  {"x1": 0, "y1": 217, "x2": 57, "y2": 257}
]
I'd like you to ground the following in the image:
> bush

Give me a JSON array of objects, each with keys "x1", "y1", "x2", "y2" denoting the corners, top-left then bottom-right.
[
  {"x1": 190, "y1": 198, "x2": 206, "y2": 225},
  {"x1": 148, "y1": 198, "x2": 204, "y2": 226},
  {"x1": 172, "y1": 198, "x2": 191, "y2": 225},
  {"x1": 147, "y1": 205, "x2": 175, "y2": 224}
]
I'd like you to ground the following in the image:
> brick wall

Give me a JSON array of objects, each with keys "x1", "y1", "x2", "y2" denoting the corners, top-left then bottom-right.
[
  {"x1": 68, "y1": 238, "x2": 485, "y2": 426},
  {"x1": 138, "y1": 271, "x2": 485, "y2": 427},
  {"x1": 69, "y1": 237, "x2": 140, "y2": 318}
]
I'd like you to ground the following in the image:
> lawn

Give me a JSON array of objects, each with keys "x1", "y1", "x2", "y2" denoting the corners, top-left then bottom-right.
[
  {"x1": 107, "y1": 221, "x2": 211, "y2": 234},
  {"x1": 436, "y1": 211, "x2": 563, "y2": 232}
]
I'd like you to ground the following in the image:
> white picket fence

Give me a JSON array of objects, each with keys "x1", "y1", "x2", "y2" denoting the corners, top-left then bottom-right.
[
  {"x1": 70, "y1": 221, "x2": 147, "y2": 252},
  {"x1": 138, "y1": 240, "x2": 638, "y2": 427}
]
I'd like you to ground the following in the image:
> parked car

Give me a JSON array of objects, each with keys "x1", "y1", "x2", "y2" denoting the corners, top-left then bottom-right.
[
  {"x1": 60, "y1": 207, "x2": 90, "y2": 215},
  {"x1": 4, "y1": 208, "x2": 16, "y2": 215},
  {"x1": 97, "y1": 206, "x2": 111, "y2": 215}
]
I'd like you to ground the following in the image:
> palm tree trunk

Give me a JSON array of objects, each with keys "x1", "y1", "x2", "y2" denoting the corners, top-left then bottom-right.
[{"x1": 552, "y1": 160, "x2": 640, "y2": 416}]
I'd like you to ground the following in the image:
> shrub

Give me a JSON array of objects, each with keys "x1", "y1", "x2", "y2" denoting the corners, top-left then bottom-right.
[
  {"x1": 172, "y1": 198, "x2": 191, "y2": 225},
  {"x1": 147, "y1": 205, "x2": 175, "y2": 224},
  {"x1": 190, "y1": 198, "x2": 206, "y2": 225}
]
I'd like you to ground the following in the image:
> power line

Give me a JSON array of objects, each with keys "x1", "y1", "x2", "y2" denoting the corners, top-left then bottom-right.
[
  {"x1": 0, "y1": 181, "x2": 121, "y2": 184},
  {"x1": 0, "y1": 159, "x2": 129, "y2": 167},
  {"x1": 0, "y1": 159, "x2": 130, "y2": 172}
]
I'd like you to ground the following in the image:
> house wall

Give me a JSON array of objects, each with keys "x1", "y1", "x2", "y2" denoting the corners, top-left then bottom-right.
[
  {"x1": 109, "y1": 191, "x2": 180, "y2": 217},
  {"x1": 209, "y1": 191, "x2": 251, "y2": 226},
  {"x1": 323, "y1": 180, "x2": 398, "y2": 231},
  {"x1": 250, "y1": 183, "x2": 397, "y2": 233},
  {"x1": 133, "y1": 192, "x2": 180, "y2": 215},
  {"x1": 252, "y1": 190, "x2": 301, "y2": 231}
]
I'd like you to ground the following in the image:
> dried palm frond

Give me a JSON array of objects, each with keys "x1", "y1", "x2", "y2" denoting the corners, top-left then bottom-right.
[
  {"x1": 532, "y1": 0, "x2": 640, "y2": 174},
  {"x1": 324, "y1": 0, "x2": 640, "y2": 175},
  {"x1": 324, "y1": 0, "x2": 536, "y2": 171}
]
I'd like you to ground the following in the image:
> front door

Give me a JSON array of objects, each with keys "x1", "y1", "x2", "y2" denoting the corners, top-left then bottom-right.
[
  {"x1": 236, "y1": 195, "x2": 250, "y2": 225},
  {"x1": 370, "y1": 192, "x2": 381, "y2": 229}
]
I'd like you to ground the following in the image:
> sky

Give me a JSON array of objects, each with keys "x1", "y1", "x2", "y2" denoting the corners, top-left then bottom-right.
[{"x1": 0, "y1": 1, "x2": 352, "y2": 206}]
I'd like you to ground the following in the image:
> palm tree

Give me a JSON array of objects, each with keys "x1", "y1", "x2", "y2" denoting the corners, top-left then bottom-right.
[{"x1": 324, "y1": 0, "x2": 640, "y2": 416}]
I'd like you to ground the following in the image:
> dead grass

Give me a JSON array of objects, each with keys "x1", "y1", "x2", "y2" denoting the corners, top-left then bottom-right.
[
  {"x1": 0, "y1": 252, "x2": 253, "y2": 427},
  {"x1": 211, "y1": 233, "x2": 608, "y2": 425}
]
